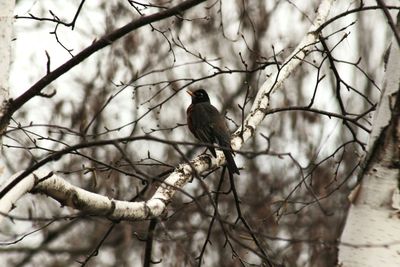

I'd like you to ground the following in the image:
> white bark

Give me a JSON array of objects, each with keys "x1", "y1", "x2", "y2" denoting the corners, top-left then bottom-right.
[
  {"x1": 338, "y1": 21, "x2": 400, "y2": 266},
  {"x1": 0, "y1": 0, "x2": 15, "y2": 134},
  {"x1": 0, "y1": 170, "x2": 165, "y2": 220},
  {"x1": 0, "y1": 0, "x2": 334, "y2": 223},
  {"x1": 231, "y1": 0, "x2": 334, "y2": 149}
]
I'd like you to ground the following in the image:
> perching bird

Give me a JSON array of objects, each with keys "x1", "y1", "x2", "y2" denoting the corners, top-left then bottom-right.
[{"x1": 186, "y1": 89, "x2": 240, "y2": 175}]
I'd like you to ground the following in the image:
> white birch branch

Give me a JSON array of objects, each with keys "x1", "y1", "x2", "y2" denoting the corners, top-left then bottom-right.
[{"x1": 0, "y1": 0, "x2": 334, "y2": 223}]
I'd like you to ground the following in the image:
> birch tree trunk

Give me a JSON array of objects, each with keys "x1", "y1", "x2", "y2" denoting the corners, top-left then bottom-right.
[
  {"x1": 0, "y1": 0, "x2": 15, "y2": 135},
  {"x1": 338, "y1": 14, "x2": 400, "y2": 267}
]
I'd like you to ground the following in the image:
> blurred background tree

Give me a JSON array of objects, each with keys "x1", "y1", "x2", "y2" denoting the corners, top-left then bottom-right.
[{"x1": 0, "y1": 0, "x2": 399, "y2": 266}]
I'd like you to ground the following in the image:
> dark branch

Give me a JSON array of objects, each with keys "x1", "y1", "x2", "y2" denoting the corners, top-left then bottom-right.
[{"x1": 7, "y1": 0, "x2": 207, "y2": 122}]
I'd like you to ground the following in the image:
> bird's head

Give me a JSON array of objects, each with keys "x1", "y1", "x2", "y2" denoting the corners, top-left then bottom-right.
[{"x1": 187, "y1": 89, "x2": 210, "y2": 104}]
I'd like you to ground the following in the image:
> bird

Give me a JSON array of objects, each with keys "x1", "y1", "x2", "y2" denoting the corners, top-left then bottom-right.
[{"x1": 186, "y1": 89, "x2": 240, "y2": 175}]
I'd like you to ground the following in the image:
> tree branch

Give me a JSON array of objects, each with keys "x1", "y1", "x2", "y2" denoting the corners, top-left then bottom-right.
[
  {"x1": 0, "y1": 0, "x2": 335, "y2": 225},
  {"x1": 376, "y1": 0, "x2": 400, "y2": 47},
  {"x1": 3, "y1": 0, "x2": 207, "y2": 125}
]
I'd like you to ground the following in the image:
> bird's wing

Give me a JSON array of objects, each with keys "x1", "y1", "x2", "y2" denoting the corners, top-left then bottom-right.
[
  {"x1": 197, "y1": 103, "x2": 231, "y2": 146},
  {"x1": 190, "y1": 103, "x2": 217, "y2": 144},
  {"x1": 202, "y1": 105, "x2": 238, "y2": 174},
  {"x1": 210, "y1": 119, "x2": 230, "y2": 146}
]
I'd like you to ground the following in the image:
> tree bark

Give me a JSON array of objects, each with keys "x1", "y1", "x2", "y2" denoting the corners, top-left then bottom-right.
[
  {"x1": 0, "y1": 0, "x2": 15, "y2": 135},
  {"x1": 338, "y1": 13, "x2": 400, "y2": 266}
]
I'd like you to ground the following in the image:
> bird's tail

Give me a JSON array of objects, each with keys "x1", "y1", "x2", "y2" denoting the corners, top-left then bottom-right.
[{"x1": 223, "y1": 149, "x2": 240, "y2": 175}]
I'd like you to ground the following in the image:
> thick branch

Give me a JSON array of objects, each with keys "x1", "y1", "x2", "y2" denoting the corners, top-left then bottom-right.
[{"x1": 0, "y1": 170, "x2": 165, "y2": 221}]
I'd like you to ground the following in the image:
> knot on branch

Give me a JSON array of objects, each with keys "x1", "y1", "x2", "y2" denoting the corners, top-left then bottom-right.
[
  {"x1": 0, "y1": 99, "x2": 14, "y2": 135},
  {"x1": 145, "y1": 198, "x2": 168, "y2": 219}
]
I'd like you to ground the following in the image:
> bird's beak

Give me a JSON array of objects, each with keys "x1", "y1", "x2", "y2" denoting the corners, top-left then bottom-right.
[{"x1": 186, "y1": 90, "x2": 194, "y2": 97}]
